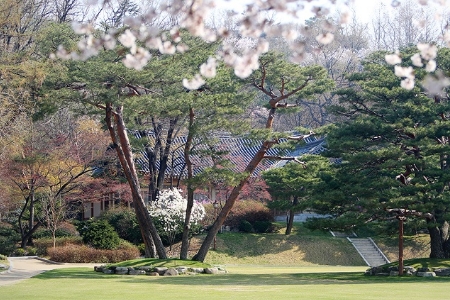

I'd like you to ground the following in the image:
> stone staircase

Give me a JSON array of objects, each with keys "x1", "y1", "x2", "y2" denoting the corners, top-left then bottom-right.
[{"x1": 347, "y1": 237, "x2": 390, "y2": 267}]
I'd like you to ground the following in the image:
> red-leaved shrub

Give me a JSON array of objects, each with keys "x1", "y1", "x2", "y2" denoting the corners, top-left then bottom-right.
[
  {"x1": 47, "y1": 243, "x2": 140, "y2": 263},
  {"x1": 34, "y1": 237, "x2": 83, "y2": 256},
  {"x1": 224, "y1": 199, "x2": 274, "y2": 230}
]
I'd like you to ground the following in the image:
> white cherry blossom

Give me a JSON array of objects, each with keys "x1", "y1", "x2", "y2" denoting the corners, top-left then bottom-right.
[
  {"x1": 385, "y1": 52, "x2": 402, "y2": 65},
  {"x1": 401, "y1": 78, "x2": 415, "y2": 90},
  {"x1": 395, "y1": 66, "x2": 414, "y2": 78},
  {"x1": 422, "y1": 71, "x2": 450, "y2": 96},
  {"x1": 411, "y1": 53, "x2": 423, "y2": 67},
  {"x1": 315, "y1": 32, "x2": 334, "y2": 45},
  {"x1": 417, "y1": 43, "x2": 437, "y2": 60},
  {"x1": 425, "y1": 59, "x2": 437, "y2": 72},
  {"x1": 200, "y1": 57, "x2": 217, "y2": 78},
  {"x1": 123, "y1": 47, "x2": 151, "y2": 70},
  {"x1": 183, "y1": 74, "x2": 206, "y2": 90},
  {"x1": 118, "y1": 29, "x2": 136, "y2": 49}
]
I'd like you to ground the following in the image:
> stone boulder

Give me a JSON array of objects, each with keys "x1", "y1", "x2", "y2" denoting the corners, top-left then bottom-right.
[
  {"x1": 204, "y1": 267, "x2": 219, "y2": 275},
  {"x1": 417, "y1": 271, "x2": 436, "y2": 277},
  {"x1": 163, "y1": 268, "x2": 179, "y2": 276},
  {"x1": 188, "y1": 267, "x2": 205, "y2": 274},
  {"x1": 129, "y1": 269, "x2": 146, "y2": 275},
  {"x1": 434, "y1": 268, "x2": 450, "y2": 276},
  {"x1": 136, "y1": 266, "x2": 153, "y2": 273},
  {"x1": 176, "y1": 266, "x2": 188, "y2": 274},
  {"x1": 154, "y1": 267, "x2": 168, "y2": 276}
]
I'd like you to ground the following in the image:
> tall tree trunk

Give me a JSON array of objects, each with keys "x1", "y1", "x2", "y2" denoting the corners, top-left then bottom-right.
[
  {"x1": 180, "y1": 108, "x2": 195, "y2": 259},
  {"x1": 193, "y1": 107, "x2": 280, "y2": 262},
  {"x1": 427, "y1": 217, "x2": 448, "y2": 259},
  {"x1": 157, "y1": 118, "x2": 178, "y2": 190},
  {"x1": 286, "y1": 196, "x2": 298, "y2": 235},
  {"x1": 105, "y1": 103, "x2": 166, "y2": 258}
]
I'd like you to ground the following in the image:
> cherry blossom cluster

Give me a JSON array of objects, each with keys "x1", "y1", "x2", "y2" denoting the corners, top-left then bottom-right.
[
  {"x1": 56, "y1": 0, "x2": 450, "y2": 92},
  {"x1": 384, "y1": 0, "x2": 450, "y2": 93},
  {"x1": 55, "y1": 0, "x2": 352, "y2": 89}
]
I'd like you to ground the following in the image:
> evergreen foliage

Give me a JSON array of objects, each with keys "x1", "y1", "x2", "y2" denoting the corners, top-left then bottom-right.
[
  {"x1": 99, "y1": 208, "x2": 143, "y2": 245},
  {"x1": 310, "y1": 47, "x2": 450, "y2": 258},
  {"x1": 76, "y1": 219, "x2": 121, "y2": 250}
]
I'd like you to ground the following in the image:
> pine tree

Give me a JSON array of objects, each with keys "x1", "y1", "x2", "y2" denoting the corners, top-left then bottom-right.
[{"x1": 313, "y1": 47, "x2": 450, "y2": 258}]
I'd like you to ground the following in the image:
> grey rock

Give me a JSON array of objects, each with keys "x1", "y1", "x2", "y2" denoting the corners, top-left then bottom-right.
[
  {"x1": 163, "y1": 268, "x2": 178, "y2": 276},
  {"x1": 434, "y1": 268, "x2": 450, "y2": 276},
  {"x1": 417, "y1": 271, "x2": 436, "y2": 277},
  {"x1": 188, "y1": 267, "x2": 205, "y2": 274},
  {"x1": 136, "y1": 266, "x2": 153, "y2": 272},
  {"x1": 389, "y1": 271, "x2": 399, "y2": 276},
  {"x1": 204, "y1": 267, "x2": 219, "y2": 275},
  {"x1": 154, "y1": 267, "x2": 168, "y2": 275},
  {"x1": 176, "y1": 267, "x2": 188, "y2": 274},
  {"x1": 129, "y1": 270, "x2": 146, "y2": 275},
  {"x1": 115, "y1": 267, "x2": 129, "y2": 275}
]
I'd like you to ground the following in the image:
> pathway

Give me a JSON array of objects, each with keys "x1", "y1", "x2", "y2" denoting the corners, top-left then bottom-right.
[{"x1": 0, "y1": 256, "x2": 97, "y2": 287}]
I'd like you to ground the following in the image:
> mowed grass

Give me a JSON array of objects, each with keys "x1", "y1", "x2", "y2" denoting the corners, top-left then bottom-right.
[
  {"x1": 2, "y1": 265, "x2": 450, "y2": 300},
  {"x1": 3, "y1": 224, "x2": 448, "y2": 299}
]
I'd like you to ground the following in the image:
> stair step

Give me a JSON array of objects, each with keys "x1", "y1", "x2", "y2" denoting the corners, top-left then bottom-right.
[{"x1": 348, "y1": 237, "x2": 390, "y2": 267}]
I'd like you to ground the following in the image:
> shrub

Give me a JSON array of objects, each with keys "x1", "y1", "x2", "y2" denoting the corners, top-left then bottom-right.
[
  {"x1": 11, "y1": 247, "x2": 38, "y2": 256},
  {"x1": 225, "y1": 200, "x2": 274, "y2": 231},
  {"x1": 34, "y1": 222, "x2": 79, "y2": 239},
  {"x1": 76, "y1": 219, "x2": 121, "y2": 250},
  {"x1": 239, "y1": 220, "x2": 253, "y2": 233},
  {"x1": 100, "y1": 207, "x2": 142, "y2": 244},
  {"x1": 0, "y1": 254, "x2": 7, "y2": 260},
  {"x1": 34, "y1": 236, "x2": 83, "y2": 256},
  {"x1": 253, "y1": 220, "x2": 274, "y2": 233},
  {"x1": 13, "y1": 248, "x2": 27, "y2": 256},
  {"x1": 0, "y1": 222, "x2": 20, "y2": 255},
  {"x1": 47, "y1": 242, "x2": 140, "y2": 263}
]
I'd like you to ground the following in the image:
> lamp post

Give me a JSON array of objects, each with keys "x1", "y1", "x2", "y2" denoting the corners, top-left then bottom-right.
[{"x1": 213, "y1": 200, "x2": 219, "y2": 250}]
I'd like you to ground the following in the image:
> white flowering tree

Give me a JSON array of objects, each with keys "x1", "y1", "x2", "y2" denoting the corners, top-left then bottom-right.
[{"x1": 149, "y1": 188, "x2": 205, "y2": 250}]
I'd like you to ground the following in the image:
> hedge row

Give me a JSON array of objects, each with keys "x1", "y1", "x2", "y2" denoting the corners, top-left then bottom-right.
[
  {"x1": 47, "y1": 243, "x2": 140, "y2": 263},
  {"x1": 33, "y1": 237, "x2": 83, "y2": 256}
]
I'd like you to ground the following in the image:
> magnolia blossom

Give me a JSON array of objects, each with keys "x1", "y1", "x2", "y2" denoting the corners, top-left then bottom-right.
[{"x1": 149, "y1": 189, "x2": 206, "y2": 233}]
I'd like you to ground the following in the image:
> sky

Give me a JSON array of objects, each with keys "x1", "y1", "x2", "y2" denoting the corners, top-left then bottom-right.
[{"x1": 215, "y1": 0, "x2": 445, "y2": 25}]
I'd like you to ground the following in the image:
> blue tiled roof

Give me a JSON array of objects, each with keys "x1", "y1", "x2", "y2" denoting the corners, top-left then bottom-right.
[{"x1": 133, "y1": 132, "x2": 326, "y2": 178}]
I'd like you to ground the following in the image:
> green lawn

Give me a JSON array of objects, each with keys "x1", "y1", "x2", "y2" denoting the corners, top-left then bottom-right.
[{"x1": 2, "y1": 265, "x2": 450, "y2": 300}]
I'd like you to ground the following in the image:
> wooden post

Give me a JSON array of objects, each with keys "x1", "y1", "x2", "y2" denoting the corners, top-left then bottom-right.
[{"x1": 398, "y1": 216, "x2": 405, "y2": 275}]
